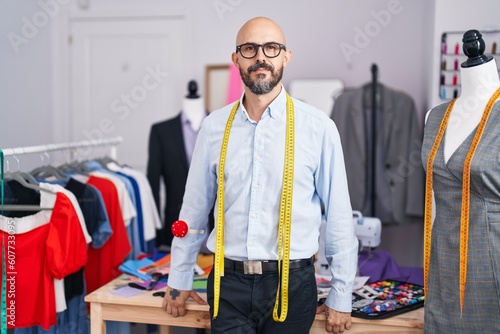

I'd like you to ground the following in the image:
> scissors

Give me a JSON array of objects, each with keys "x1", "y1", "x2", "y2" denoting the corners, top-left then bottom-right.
[
  {"x1": 147, "y1": 272, "x2": 167, "y2": 290},
  {"x1": 127, "y1": 272, "x2": 168, "y2": 291}
]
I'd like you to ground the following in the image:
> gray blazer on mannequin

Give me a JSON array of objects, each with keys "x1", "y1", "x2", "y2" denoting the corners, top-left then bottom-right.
[{"x1": 331, "y1": 84, "x2": 424, "y2": 225}]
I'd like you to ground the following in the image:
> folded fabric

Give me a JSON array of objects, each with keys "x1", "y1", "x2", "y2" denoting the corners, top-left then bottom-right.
[
  {"x1": 119, "y1": 258, "x2": 154, "y2": 281},
  {"x1": 357, "y1": 250, "x2": 423, "y2": 285}
]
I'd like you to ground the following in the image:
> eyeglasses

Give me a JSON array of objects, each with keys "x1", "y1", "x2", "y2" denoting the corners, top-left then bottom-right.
[{"x1": 236, "y1": 42, "x2": 286, "y2": 59}]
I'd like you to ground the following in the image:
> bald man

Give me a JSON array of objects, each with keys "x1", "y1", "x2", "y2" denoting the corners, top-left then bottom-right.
[{"x1": 162, "y1": 17, "x2": 358, "y2": 334}]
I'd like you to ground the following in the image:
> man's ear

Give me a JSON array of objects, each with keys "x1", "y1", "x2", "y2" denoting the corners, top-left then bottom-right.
[
  {"x1": 231, "y1": 52, "x2": 239, "y2": 68},
  {"x1": 283, "y1": 50, "x2": 293, "y2": 68}
]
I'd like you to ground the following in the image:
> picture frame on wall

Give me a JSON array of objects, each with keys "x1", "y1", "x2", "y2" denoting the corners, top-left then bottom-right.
[{"x1": 205, "y1": 64, "x2": 230, "y2": 112}]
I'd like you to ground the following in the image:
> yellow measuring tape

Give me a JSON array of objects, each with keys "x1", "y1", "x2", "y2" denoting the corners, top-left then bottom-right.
[
  {"x1": 213, "y1": 94, "x2": 295, "y2": 322},
  {"x1": 272, "y1": 94, "x2": 294, "y2": 322},
  {"x1": 424, "y1": 87, "x2": 500, "y2": 315}
]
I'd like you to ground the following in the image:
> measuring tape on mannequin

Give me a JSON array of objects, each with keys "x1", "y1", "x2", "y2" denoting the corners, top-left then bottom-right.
[
  {"x1": 1, "y1": 150, "x2": 7, "y2": 333},
  {"x1": 213, "y1": 94, "x2": 295, "y2": 322},
  {"x1": 424, "y1": 87, "x2": 500, "y2": 315}
]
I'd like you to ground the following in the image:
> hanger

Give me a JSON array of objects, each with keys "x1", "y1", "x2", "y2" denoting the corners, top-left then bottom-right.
[
  {"x1": 58, "y1": 160, "x2": 92, "y2": 175},
  {"x1": 56, "y1": 148, "x2": 89, "y2": 176},
  {"x1": 30, "y1": 152, "x2": 67, "y2": 181},
  {"x1": 2, "y1": 173, "x2": 55, "y2": 212},
  {"x1": 1, "y1": 182, "x2": 55, "y2": 213},
  {"x1": 90, "y1": 143, "x2": 120, "y2": 169},
  {"x1": 3, "y1": 155, "x2": 48, "y2": 190},
  {"x1": 1, "y1": 156, "x2": 55, "y2": 212},
  {"x1": 95, "y1": 156, "x2": 120, "y2": 168},
  {"x1": 3, "y1": 172, "x2": 55, "y2": 193},
  {"x1": 6, "y1": 170, "x2": 39, "y2": 186}
]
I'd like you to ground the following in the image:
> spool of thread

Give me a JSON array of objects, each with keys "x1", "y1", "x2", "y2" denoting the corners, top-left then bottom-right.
[{"x1": 441, "y1": 87, "x2": 446, "y2": 99}]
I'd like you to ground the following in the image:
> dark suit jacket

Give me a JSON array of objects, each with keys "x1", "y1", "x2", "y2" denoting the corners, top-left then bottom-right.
[
  {"x1": 146, "y1": 114, "x2": 213, "y2": 246},
  {"x1": 331, "y1": 84, "x2": 424, "y2": 225}
]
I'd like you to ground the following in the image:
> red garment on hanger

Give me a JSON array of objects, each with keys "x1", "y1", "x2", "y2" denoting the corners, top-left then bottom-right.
[
  {"x1": 0, "y1": 192, "x2": 87, "y2": 330},
  {"x1": 84, "y1": 175, "x2": 131, "y2": 295}
]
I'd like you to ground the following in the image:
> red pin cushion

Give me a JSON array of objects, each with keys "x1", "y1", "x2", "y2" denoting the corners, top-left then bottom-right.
[{"x1": 171, "y1": 220, "x2": 189, "y2": 238}]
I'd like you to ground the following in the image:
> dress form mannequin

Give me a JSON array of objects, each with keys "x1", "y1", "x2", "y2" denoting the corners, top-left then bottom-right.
[
  {"x1": 421, "y1": 29, "x2": 500, "y2": 333},
  {"x1": 444, "y1": 30, "x2": 500, "y2": 162},
  {"x1": 147, "y1": 80, "x2": 213, "y2": 249},
  {"x1": 183, "y1": 80, "x2": 206, "y2": 131}
]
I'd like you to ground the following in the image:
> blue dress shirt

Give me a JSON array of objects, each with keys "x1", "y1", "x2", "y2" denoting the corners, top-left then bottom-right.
[{"x1": 168, "y1": 87, "x2": 358, "y2": 312}]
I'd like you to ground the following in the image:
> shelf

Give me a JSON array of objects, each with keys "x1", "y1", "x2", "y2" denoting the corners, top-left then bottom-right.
[{"x1": 439, "y1": 30, "x2": 500, "y2": 100}]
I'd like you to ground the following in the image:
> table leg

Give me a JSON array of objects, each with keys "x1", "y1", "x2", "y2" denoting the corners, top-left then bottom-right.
[
  {"x1": 90, "y1": 302, "x2": 106, "y2": 334},
  {"x1": 159, "y1": 325, "x2": 171, "y2": 334}
]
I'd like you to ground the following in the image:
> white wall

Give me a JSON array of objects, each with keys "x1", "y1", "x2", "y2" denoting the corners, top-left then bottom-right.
[{"x1": 0, "y1": 0, "x2": 55, "y2": 148}]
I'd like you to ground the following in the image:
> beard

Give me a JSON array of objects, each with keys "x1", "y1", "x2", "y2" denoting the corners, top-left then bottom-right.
[{"x1": 240, "y1": 62, "x2": 283, "y2": 95}]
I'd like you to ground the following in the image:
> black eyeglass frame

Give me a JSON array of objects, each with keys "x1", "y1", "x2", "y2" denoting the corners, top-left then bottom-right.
[{"x1": 236, "y1": 42, "x2": 287, "y2": 59}]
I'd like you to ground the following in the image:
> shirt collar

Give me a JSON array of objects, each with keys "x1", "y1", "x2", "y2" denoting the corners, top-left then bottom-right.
[
  {"x1": 237, "y1": 85, "x2": 287, "y2": 122},
  {"x1": 180, "y1": 110, "x2": 202, "y2": 132},
  {"x1": 180, "y1": 111, "x2": 190, "y2": 125}
]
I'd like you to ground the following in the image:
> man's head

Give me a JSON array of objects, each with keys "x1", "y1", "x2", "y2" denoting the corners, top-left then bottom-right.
[{"x1": 232, "y1": 17, "x2": 292, "y2": 95}]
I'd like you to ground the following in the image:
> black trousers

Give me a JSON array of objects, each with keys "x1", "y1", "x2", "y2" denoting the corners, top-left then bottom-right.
[{"x1": 207, "y1": 262, "x2": 317, "y2": 334}]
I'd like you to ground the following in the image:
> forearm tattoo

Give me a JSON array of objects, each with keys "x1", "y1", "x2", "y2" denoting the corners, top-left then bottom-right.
[{"x1": 170, "y1": 289, "x2": 181, "y2": 300}]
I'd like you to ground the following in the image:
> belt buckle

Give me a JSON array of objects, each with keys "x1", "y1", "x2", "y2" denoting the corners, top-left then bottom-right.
[{"x1": 243, "y1": 260, "x2": 263, "y2": 274}]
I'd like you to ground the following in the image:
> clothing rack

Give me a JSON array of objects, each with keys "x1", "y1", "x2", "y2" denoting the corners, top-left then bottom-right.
[
  {"x1": 1, "y1": 137, "x2": 123, "y2": 211},
  {"x1": 0, "y1": 136, "x2": 123, "y2": 159},
  {"x1": 369, "y1": 64, "x2": 378, "y2": 215}
]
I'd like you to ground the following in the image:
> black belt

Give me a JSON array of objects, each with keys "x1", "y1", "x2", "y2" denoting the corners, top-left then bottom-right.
[{"x1": 224, "y1": 257, "x2": 314, "y2": 275}]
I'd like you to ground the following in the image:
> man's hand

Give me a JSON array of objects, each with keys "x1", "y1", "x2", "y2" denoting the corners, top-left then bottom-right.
[
  {"x1": 162, "y1": 286, "x2": 207, "y2": 317},
  {"x1": 316, "y1": 303, "x2": 352, "y2": 334}
]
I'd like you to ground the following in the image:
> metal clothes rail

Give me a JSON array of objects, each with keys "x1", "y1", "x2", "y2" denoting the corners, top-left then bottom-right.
[
  {"x1": 0, "y1": 137, "x2": 123, "y2": 211},
  {"x1": 0, "y1": 136, "x2": 123, "y2": 160}
]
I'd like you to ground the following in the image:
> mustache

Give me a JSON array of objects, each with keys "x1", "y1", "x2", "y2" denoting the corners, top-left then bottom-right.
[{"x1": 248, "y1": 62, "x2": 274, "y2": 72}]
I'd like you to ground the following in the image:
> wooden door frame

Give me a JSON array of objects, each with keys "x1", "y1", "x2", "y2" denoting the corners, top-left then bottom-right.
[{"x1": 53, "y1": 7, "x2": 187, "y2": 145}]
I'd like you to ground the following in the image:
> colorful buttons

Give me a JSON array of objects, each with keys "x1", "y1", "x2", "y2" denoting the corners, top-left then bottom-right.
[{"x1": 352, "y1": 280, "x2": 425, "y2": 318}]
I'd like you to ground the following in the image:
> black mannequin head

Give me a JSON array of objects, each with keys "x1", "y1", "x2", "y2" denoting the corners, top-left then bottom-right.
[
  {"x1": 186, "y1": 80, "x2": 200, "y2": 99},
  {"x1": 461, "y1": 29, "x2": 493, "y2": 68}
]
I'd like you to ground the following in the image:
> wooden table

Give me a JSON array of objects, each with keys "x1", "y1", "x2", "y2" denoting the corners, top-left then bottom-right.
[{"x1": 85, "y1": 278, "x2": 424, "y2": 334}]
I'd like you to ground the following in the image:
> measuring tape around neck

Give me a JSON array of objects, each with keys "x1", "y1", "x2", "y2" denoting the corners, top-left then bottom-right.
[
  {"x1": 424, "y1": 87, "x2": 500, "y2": 315},
  {"x1": 272, "y1": 94, "x2": 294, "y2": 322},
  {"x1": 212, "y1": 94, "x2": 295, "y2": 322}
]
